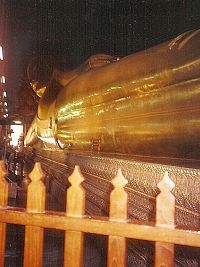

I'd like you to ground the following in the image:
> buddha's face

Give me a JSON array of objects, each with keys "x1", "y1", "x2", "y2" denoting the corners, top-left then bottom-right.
[{"x1": 30, "y1": 80, "x2": 46, "y2": 97}]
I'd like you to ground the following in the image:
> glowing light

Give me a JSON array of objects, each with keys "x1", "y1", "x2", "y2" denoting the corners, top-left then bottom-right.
[
  {"x1": 4, "y1": 102, "x2": 7, "y2": 106},
  {"x1": 1, "y1": 76, "x2": 5, "y2": 84},
  {"x1": 0, "y1": 46, "x2": 3, "y2": 60},
  {"x1": 3, "y1": 92, "x2": 6, "y2": 97},
  {"x1": 10, "y1": 124, "x2": 23, "y2": 146},
  {"x1": 13, "y1": 120, "x2": 21, "y2": 124}
]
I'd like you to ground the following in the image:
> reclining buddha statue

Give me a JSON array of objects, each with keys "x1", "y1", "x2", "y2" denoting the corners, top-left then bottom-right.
[{"x1": 25, "y1": 29, "x2": 200, "y2": 161}]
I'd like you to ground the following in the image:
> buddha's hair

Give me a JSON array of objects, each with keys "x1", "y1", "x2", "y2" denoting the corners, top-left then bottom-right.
[{"x1": 27, "y1": 54, "x2": 72, "y2": 84}]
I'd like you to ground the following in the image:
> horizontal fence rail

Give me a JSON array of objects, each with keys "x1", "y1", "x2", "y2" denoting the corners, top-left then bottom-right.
[{"x1": 0, "y1": 160, "x2": 199, "y2": 267}]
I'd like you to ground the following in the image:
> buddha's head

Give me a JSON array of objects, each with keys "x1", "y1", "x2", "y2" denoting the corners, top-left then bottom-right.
[{"x1": 27, "y1": 55, "x2": 55, "y2": 97}]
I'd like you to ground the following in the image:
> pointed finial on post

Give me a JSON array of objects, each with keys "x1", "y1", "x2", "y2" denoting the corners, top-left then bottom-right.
[
  {"x1": 108, "y1": 169, "x2": 128, "y2": 267},
  {"x1": 111, "y1": 168, "x2": 128, "y2": 189},
  {"x1": 68, "y1": 165, "x2": 85, "y2": 187},
  {"x1": 157, "y1": 171, "x2": 175, "y2": 195},
  {"x1": 66, "y1": 165, "x2": 85, "y2": 217},
  {"x1": 0, "y1": 161, "x2": 8, "y2": 267},
  {"x1": 155, "y1": 171, "x2": 175, "y2": 266},
  {"x1": 156, "y1": 171, "x2": 175, "y2": 226},
  {"x1": 27, "y1": 162, "x2": 46, "y2": 212},
  {"x1": 64, "y1": 166, "x2": 85, "y2": 266},
  {"x1": 110, "y1": 168, "x2": 128, "y2": 221},
  {"x1": 0, "y1": 161, "x2": 7, "y2": 180},
  {"x1": 29, "y1": 162, "x2": 45, "y2": 183},
  {"x1": 24, "y1": 162, "x2": 45, "y2": 267},
  {"x1": 0, "y1": 160, "x2": 8, "y2": 207}
]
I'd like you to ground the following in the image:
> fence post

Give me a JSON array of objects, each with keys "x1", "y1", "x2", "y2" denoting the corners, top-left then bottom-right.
[
  {"x1": 155, "y1": 171, "x2": 175, "y2": 267},
  {"x1": 108, "y1": 168, "x2": 128, "y2": 267},
  {"x1": 23, "y1": 162, "x2": 45, "y2": 267},
  {"x1": 0, "y1": 161, "x2": 8, "y2": 267},
  {"x1": 64, "y1": 165, "x2": 85, "y2": 267}
]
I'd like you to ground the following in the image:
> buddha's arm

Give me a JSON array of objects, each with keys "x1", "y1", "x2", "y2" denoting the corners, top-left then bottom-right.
[
  {"x1": 54, "y1": 54, "x2": 118, "y2": 87},
  {"x1": 58, "y1": 30, "x2": 200, "y2": 101},
  {"x1": 24, "y1": 116, "x2": 39, "y2": 146},
  {"x1": 26, "y1": 29, "x2": 200, "y2": 159},
  {"x1": 53, "y1": 29, "x2": 200, "y2": 159}
]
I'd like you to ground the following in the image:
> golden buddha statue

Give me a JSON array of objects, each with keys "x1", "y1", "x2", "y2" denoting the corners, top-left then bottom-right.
[{"x1": 25, "y1": 29, "x2": 200, "y2": 160}]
